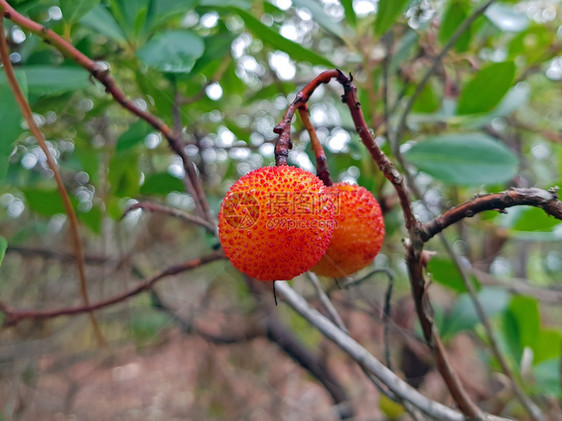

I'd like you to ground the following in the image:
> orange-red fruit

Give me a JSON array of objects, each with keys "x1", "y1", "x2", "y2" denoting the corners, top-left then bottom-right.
[
  {"x1": 218, "y1": 166, "x2": 335, "y2": 281},
  {"x1": 311, "y1": 183, "x2": 385, "y2": 277}
]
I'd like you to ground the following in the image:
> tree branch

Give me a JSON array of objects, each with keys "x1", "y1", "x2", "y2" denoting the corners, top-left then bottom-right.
[
  {"x1": 0, "y1": 14, "x2": 104, "y2": 345},
  {"x1": 421, "y1": 187, "x2": 562, "y2": 242},
  {"x1": 122, "y1": 201, "x2": 217, "y2": 234},
  {"x1": 298, "y1": 104, "x2": 333, "y2": 186},
  {"x1": 276, "y1": 281, "x2": 510, "y2": 421},
  {"x1": 0, "y1": 1, "x2": 212, "y2": 224},
  {"x1": 0, "y1": 251, "x2": 225, "y2": 326}
]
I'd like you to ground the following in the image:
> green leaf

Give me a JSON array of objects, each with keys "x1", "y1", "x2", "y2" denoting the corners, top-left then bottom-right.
[
  {"x1": 233, "y1": 8, "x2": 334, "y2": 68},
  {"x1": 411, "y1": 83, "x2": 439, "y2": 113},
  {"x1": 60, "y1": 0, "x2": 102, "y2": 23},
  {"x1": 427, "y1": 258, "x2": 480, "y2": 293},
  {"x1": 512, "y1": 207, "x2": 560, "y2": 232},
  {"x1": 147, "y1": 0, "x2": 198, "y2": 30},
  {"x1": 485, "y1": 3, "x2": 529, "y2": 33},
  {"x1": 189, "y1": 31, "x2": 236, "y2": 76},
  {"x1": 0, "y1": 66, "x2": 91, "y2": 96},
  {"x1": 534, "y1": 329, "x2": 562, "y2": 364},
  {"x1": 23, "y1": 189, "x2": 69, "y2": 216},
  {"x1": 340, "y1": 0, "x2": 356, "y2": 27},
  {"x1": 442, "y1": 288, "x2": 509, "y2": 339},
  {"x1": 0, "y1": 76, "x2": 25, "y2": 181},
  {"x1": 137, "y1": 30, "x2": 205, "y2": 73},
  {"x1": 533, "y1": 359, "x2": 561, "y2": 397},
  {"x1": 140, "y1": 172, "x2": 185, "y2": 196},
  {"x1": 108, "y1": 152, "x2": 141, "y2": 197},
  {"x1": 116, "y1": 120, "x2": 151, "y2": 152},
  {"x1": 0, "y1": 236, "x2": 7, "y2": 268},
  {"x1": 507, "y1": 295, "x2": 540, "y2": 351},
  {"x1": 439, "y1": 0, "x2": 471, "y2": 52},
  {"x1": 374, "y1": 0, "x2": 410, "y2": 36},
  {"x1": 404, "y1": 133, "x2": 519, "y2": 186},
  {"x1": 457, "y1": 61, "x2": 516, "y2": 114},
  {"x1": 81, "y1": 5, "x2": 127, "y2": 42}
]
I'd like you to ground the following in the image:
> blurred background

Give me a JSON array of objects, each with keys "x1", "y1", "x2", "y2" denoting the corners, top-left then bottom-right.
[{"x1": 0, "y1": 0, "x2": 561, "y2": 419}]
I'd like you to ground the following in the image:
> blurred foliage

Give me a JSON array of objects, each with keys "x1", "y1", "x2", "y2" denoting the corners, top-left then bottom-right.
[{"x1": 0, "y1": 0, "x2": 561, "y2": 417}]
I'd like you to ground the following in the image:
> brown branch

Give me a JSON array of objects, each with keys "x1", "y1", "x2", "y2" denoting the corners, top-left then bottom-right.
[
  {"x1": 275, "y1": 69, "x2": 481, "y2": 417},
  {"x1": 298, "y1": 104, "x2": 332, "y2": 186},
  {"x1": 123, "y1": 201, "x2": 216, "y2": 233},
  {"x1": 0, "y1": 251, "x2": 225, "y2": 326},
  {"x1": 0, "y1": 15, "x2": 105, "y2": 345},
  {"x1": 421, "y1": 187, "x2": 562, "y2": 242},
  {"x1": 0, "y1": 1, "x2": 211, "y2": 224},
  {"x1": 273, "y1": 69, "x2": 343, "y2": 165}
]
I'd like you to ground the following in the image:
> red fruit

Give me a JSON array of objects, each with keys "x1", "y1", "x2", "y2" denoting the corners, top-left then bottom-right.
[
  {"x1": 311, "y1": 183, "x2": 385, "y2": 277},
  {"x1": 218, "y1": 166, "x2": 335, "y2": 281}
]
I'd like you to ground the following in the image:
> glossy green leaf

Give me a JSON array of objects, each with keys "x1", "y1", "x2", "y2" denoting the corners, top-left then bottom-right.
[
  {"x1": 485, "y1": 3, "x2": 529, "y2": 33},
  {"x1": 233, "y1": 8, "x2": 334, "y2": 67},
  {"x1": 442, "y1": 288, "x2": 509, "y2": 339},
  {"x1": 374, "y1": 0, "x2": 410, "y2": 36},
  {"x1": 60, "y1": 0, "x2": 102, "y2": 23},
  {"x1": 404, "y1": 133, "x2": 519, "y2": 186},
  {"x1": 116, "y1": 120, "x2": 151, "y2": 152},
  {"x1": 0, "y1": 236, "x2": 7, "y2": 268},
  {"x1": 427, "y1": 258, "x2": 480, "y2": 293},
  {"x1": 439, "y1": 0, "x2": 470, "y2": 52},
  {"x1": 140, "y1": 172, "x2": 185, "y2": 196},
  {"x1": 457, "y1": 61, "x2": 516, "y2": 114},
  {"x1": 81, "y1": 5, "x2": 127, "y2": 42},
  {"x1": 504, "y1": 295, "x2": 540, "y2": 361},
  {"x1": 23, "y1": 189, "x2": 71, "y2": 216},
  {"x1": 0, "y1": 66, "x2": 91, "y2": 96},
  {"x1": 137, "y1": 30, "x2": 205, "y2": 73}
]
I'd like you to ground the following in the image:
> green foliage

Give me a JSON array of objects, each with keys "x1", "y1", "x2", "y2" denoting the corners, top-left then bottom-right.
[
  {"x1": 457, "y1": 62, "x2": 516, "y2": 114},
  {"x1": 137, "y1": 30, "x2": 205, "y2": 73},
  {"x1": 375, "y1": 0, "x2": 410, "y2": 36},
  {"x1": 404, "y1": 133, "x2": 518, "y2": 185},
  {"x1": 0, "y1": 236, "x2": 7, "y2": 268}
]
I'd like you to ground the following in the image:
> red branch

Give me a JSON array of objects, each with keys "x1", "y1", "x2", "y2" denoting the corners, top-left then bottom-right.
[
  {"x1": 0, "y1": 1, "x2": 211, "y2": 224},
  {"x1": 422, "y1": 187, "x2": 562, "y2": 242},
  {"x1": 0, "y1": 251, "x2": 225, "y2": 326},
  {"x1": 298, "y1": 104, "x2": 332, "y2": 186}
]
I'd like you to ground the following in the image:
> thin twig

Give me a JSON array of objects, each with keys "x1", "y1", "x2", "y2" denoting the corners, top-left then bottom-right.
[
  {"x1": 306, "y1": 272, "x2": 347, "y2": 332},
  {"x1": 0, "y1": 1, "x2": 212, "y2": 224},
  {"x1": 0, "y1": 251, "x2": 225, "y2": 326},
  {"x1": 122, "y1": 201, "x2": 217, "y2": 234},
  {"x1": 383, "y1": 274, "x2": 394, "y2": 371},
  {"x1": 298, "y1": 105, "x2": 333, "y2": 186},
  {"x1": 394, "y1": 0, "x2": 497, "y2": 148},
  {"x1": 0, "y1": 15, "x2": 104, "y2": 345}
]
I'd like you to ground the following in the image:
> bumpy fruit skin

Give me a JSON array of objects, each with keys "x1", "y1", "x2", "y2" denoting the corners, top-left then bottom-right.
[
  {"x1": 311, "y1": 183, "x2": 385, "y2": 277},
  {"x1": 218, "y1": 166, "x2": 335, "y2": 281}
]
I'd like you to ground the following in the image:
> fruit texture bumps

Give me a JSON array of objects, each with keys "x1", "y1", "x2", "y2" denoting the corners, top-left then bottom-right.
[
  {"x1": 312, "y1": 183, "x2": 385, "y2": 277},
  {"x1": 218, "y1": 166, "x2": 335, "y2": 281}
]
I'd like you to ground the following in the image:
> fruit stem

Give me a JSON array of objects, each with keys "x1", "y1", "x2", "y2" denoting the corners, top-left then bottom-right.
[{"x1": 298, "y1": 105, "x2": 333, "y2": 186}]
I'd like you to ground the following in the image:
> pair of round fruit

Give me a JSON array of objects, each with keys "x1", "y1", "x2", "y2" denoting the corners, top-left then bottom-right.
[{"x1": 218, "y1": 165, "x2": 385, "y2": 281}]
